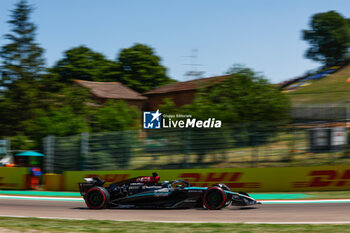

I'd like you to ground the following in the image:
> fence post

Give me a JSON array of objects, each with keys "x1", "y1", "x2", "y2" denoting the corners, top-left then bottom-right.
[
  {"x1": 80, "y1": 132, "x2": 89, "y2": 170},
  {"x1": 183, "y1": 129, "x2": 190, "y2": 168},
  {"x1": 250, "y1": 130, "x2": 258, "y2": 167},
  {"x1": 44, "y1": 135, "x2": 55, "y2": 173},
  {"x1": 286, "y1": 126, "x2": 296, "y2": 162}
]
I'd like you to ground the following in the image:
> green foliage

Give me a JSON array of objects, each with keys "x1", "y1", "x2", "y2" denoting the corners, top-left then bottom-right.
[
  {"x1": 0, "y1": 0, "x2": 45, "y2": 86},
  {"x1": 160, "y1": 66, "x2": 290, "y2": 159},
  {"x1": 9, "y1": 133, "x2": 36, "y2": 150},
  {"x1": 85, "y1": 151, "x2": 117, "y2": 170},
  {"x1": 26, "y1": 91, "x2": 140, "y2": 140},
  {"x1": 117, "y1": 43, "x2": 175, "y2": 92},
  {"x1": 29, "y1": 106, "x2": 89, "y2": 138},
  {"x1": 92, "y1": 100, "x2": 139, "y2": 132},
  {"x1": 184, "y1": 65, "x2": 290, "y2": 148},
  {"x1": 190, "y1": 65, "x2": 290, "y2": 124},
  {"x1": 0, "y1": 0, "x2": 47, "y2": 138},
  {"x1": 49, "y1": 43, "x2": 174, "y2": 93},
  {"x1": 0, "y1": 1, "x2": 291, "y2": 157},
  {"x1": 49, "y1": 46, "x2": 119, "y2": 86},
  {"x1": 5, "y1": 216, "x2": 350, "y2": 233},
  {"x1": 54, "y1": 86, "x2": 91, "y2": 115},
  {"x1": 53, "y1": 134, "x2": 82, "y2": 172},
  {"x1": 186, "y1": 128, "x2": 231, "y2": 163},
  {"x1": 87, "y1": 131, "x2": 135, "y2": 169},
  {"x1": 158, "y1": 66, "x2": 290, "y2": 153},
  {"x1": 159, "y1": 98, "x2": 177, "y2": 114},
  {"x1": 303, "y1": 11, "x2": 350, "y2": 66}
]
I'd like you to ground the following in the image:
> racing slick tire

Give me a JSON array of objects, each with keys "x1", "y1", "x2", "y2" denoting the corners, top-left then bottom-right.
[
  {"x1": 211, "y1": 184, "x2": 231, "y2": 207},
  {"x1": 203, "y1": 187, "x2": 227, "y2": 210},
  {"x1": 85, "y1": 186, "x2": 110, "y2": 209}
]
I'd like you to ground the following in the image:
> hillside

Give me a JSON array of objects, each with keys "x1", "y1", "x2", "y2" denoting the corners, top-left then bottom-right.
[{"x1": 286, "y1": 64, "x2": 350, "y2": 105}]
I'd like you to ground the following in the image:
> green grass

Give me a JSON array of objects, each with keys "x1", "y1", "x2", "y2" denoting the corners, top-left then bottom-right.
[
  {"x1": 287, "y1": 64, "x2": 350, "y2": 104},
  {"x1": 128, "y1": 129, "x2": 350, "y2": 170},
  {"x1": 0, "y1": 217, "x2": 350, "y2": 232}
]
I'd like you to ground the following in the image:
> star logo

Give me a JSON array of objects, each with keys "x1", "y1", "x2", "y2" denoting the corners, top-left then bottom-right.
[{"x1": 150, "y1": 109, "x2": 162, "y2": 122}]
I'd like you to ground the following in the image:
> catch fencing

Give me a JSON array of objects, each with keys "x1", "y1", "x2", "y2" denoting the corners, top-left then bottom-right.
[{"x1": 43, "y1": 122, "x2": 350, "y2": 173}]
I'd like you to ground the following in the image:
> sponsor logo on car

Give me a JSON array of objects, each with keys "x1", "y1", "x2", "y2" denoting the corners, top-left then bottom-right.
[{"x1": 154, "y1": 188, "x2": 170, "y2": 196}]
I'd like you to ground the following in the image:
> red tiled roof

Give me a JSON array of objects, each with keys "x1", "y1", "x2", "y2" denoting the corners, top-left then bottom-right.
[
  {"x1": 143, "y1": 75, "x2": 230, "y2": 95},
  {"x1": 74, "y1": 80, "x2": 147, "y2": 100}
]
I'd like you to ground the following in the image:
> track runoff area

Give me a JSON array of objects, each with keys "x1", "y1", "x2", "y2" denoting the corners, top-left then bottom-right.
[{"x1": 1, "y1": 193, "x2": 350, "y2": 224}]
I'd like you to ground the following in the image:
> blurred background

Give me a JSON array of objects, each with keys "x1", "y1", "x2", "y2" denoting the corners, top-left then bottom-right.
[{"x1": 1, "y1": 0, "x2": 350, "y2": 182}]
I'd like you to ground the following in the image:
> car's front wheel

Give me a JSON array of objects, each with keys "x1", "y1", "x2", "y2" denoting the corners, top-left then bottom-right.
[
  {"x1": 203, "y1": 187, "x2": 227, "y2": 210},
  {"x1": 85, "y1": 186, "x2": 110, "y2": 209}
]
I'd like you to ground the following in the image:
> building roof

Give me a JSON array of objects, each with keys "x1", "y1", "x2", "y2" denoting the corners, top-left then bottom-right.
[
  {"x1": 143, "y1": 75, "x2": 230, "y2": 95},
  {"x1": 75, "y1": 80, "x2": 147, "y2": 100}
]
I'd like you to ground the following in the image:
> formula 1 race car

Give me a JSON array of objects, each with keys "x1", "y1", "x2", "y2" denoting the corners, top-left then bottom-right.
[{"x1": 78, "y1": 172, "x2": 261, "y2": 210}]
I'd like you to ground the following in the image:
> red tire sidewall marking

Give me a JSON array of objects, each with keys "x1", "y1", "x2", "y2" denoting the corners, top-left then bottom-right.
[
  {"x1": 203, "y1": 187, "x2": 226, "y2": 210},
  {"x1": 85, "y1": 187, "x2": 106, "y2": 209}
]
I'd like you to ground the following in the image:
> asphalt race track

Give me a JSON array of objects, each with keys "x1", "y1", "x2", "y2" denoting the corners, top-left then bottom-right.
[{"x1": 1, "y1": 198, "x2": 350, "y2": 223}]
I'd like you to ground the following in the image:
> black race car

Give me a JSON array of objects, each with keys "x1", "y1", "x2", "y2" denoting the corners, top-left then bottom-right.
[{"x1": 79, "y1": 172, "x2": 261, "y2": 210}]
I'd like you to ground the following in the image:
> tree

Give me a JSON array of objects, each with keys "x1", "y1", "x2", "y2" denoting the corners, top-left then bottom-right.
[
  {"x1": 190, "y1": 65, "x2": 290, "y2": 124},
  {"x1": 92, "y1": 100, "x2": 139, "y2": 132},
  {"x1": 29, "y1": 105, "x2": 90, "y2": 138},
  {"x1": 303, "y1": 11, "x2": 350, "y2": 66},
  {"x1": 157, "y1": 67, "x2": 290, "y2": 162},
  {"x1": 49, "y1": 44, "x2": 175, "y2": 93},
  {"x1": 49, "y1": 46, "x2": 119, "y2": 87},
  {"x1": 24, "y1": 86, "x2": 92, "y2": 142},
  {"x1": 0, "y1": 0, "x2": 47, "y2": 137},
  {"x1": 0, "y1": 0, "x2": 45, "y2": 86},
  {"x1": 53, "y1": 86, "x2": 92, "y2": 116},
  {"x1": 117, "y1": 43, "x2": 175, "y2": 92},
  {"x1": 188, "y1": 65, "x2": 290, "y2": 148}
]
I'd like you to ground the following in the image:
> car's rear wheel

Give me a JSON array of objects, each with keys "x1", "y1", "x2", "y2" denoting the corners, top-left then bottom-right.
[
  {"x1": 203, "y1": 187, "x2": 227, "y2": 210},
  {"x1": 85, "y1": 186, "x2": 110, "y2": 209}
]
